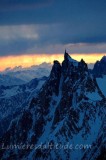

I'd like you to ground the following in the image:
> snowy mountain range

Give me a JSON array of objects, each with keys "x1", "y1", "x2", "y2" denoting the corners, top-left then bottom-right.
[
  {"x1": 0, "y1": 52, "x2": 105, "y2": 160},
  {"x1": 0, "y1": 63, "x2": 52, "y2": 86},
  {"x1": 0, "y1": 76, "x2": 47, "y2": 137}
]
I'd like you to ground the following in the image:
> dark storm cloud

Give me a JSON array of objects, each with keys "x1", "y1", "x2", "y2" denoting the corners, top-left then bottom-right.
[
  {"x1": 0, "y1": 0, "x2": 106, "y2": 25},
  {"x1": 0, "y1": 0, "x2": 51, "y2": 11},
  {"x1": 0, "y1": 0, "x2": 106, "y2": 55}
]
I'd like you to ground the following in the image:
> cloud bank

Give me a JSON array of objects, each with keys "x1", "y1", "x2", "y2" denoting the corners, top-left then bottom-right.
[{"x1": 0, "y1": 0, "x2": 106, "y2": 56}]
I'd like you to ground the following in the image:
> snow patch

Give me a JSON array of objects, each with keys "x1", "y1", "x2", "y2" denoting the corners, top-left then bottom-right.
[{"x1": 86, "y1": 91, "x2": 102, "y2": 101}]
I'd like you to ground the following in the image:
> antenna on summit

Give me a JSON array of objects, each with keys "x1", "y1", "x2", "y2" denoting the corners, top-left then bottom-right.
[
  {"x1": 65, "y1": 49, "x2": 67, "y2": 54},
  {"x1": 64, "y1": 49, "x2": 69, "y2": 60}
]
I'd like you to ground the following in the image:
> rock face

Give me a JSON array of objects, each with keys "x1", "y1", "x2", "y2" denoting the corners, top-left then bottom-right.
[
  {"x1": 0, "y1": 52, "x2": 106, "y2": 160},
  {"x1": 92, "y1": 56, "x2": 106, "y2": 77}
]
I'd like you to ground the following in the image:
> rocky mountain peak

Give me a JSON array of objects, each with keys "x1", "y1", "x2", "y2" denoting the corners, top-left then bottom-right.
[
  {"x1": 49, "y1": 60, "x2": 61, "y2": 83},
  {"x1": 79, "y1": 58, "x2": 88, "y2": 72},
  {"x1": 64, "y1": 50, "x2": 78, "y2": 64},
  {"x1": 53, "y1": 60, "x2": 61, "y2": 69},
  {"x1": 92, "y1": 55, "x2": 106, "y2": 77},
  {"x1": 101, "y1": 55, "x2": 106, "y2": 62},
  {"x1": 64, "y1": 49, "x2": 71, "y2": 61},
  {"x1": 62, "y1": 51, "x2": 79, "y2": 77}
]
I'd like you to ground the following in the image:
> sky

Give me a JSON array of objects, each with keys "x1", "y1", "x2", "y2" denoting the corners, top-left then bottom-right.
[{"x1": 0, "y1": 0, "x2": 106, "y2": 70}]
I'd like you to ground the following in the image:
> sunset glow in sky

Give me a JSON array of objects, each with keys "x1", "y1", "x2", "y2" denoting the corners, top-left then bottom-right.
[
  {"x1": 0, "y1": 53, "x2": 106, "y2": 71},
  {"x1": 0, "y1": 0, "x2": 106, "y2": 72}
]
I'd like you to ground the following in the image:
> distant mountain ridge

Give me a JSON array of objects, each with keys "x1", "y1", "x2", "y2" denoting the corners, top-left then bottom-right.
[{"x1": 0, "y1": 63, "x2": 52, "y2": 86}]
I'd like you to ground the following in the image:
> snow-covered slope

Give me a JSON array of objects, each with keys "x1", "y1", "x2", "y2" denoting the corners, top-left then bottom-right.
[
  {"x1": 96, "y1": 75, "x2": 106, "y2": 97},
  {"x1": 0, "y1": 52, "x2": 105, "y2": 160},
  {"x1": 0, "y1": 76, "x2": 47, "y2": 137},
  {"x1": 0, "y1": 74, "x2": 25, "y2": 86},
  {"x1": 91, "y1": 56, "x2": 106, "y2": 97},
  {"x1": 92, "y1": 56, "x2": 106, "y2": 77},
  {"x1": 91, "y1": 56, "x2": 106, "y2": 98}
]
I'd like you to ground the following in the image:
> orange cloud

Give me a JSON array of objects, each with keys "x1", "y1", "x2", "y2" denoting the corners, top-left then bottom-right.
[{"x1": 0, "y1": 53, "x2": 106, "y2": 71}]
